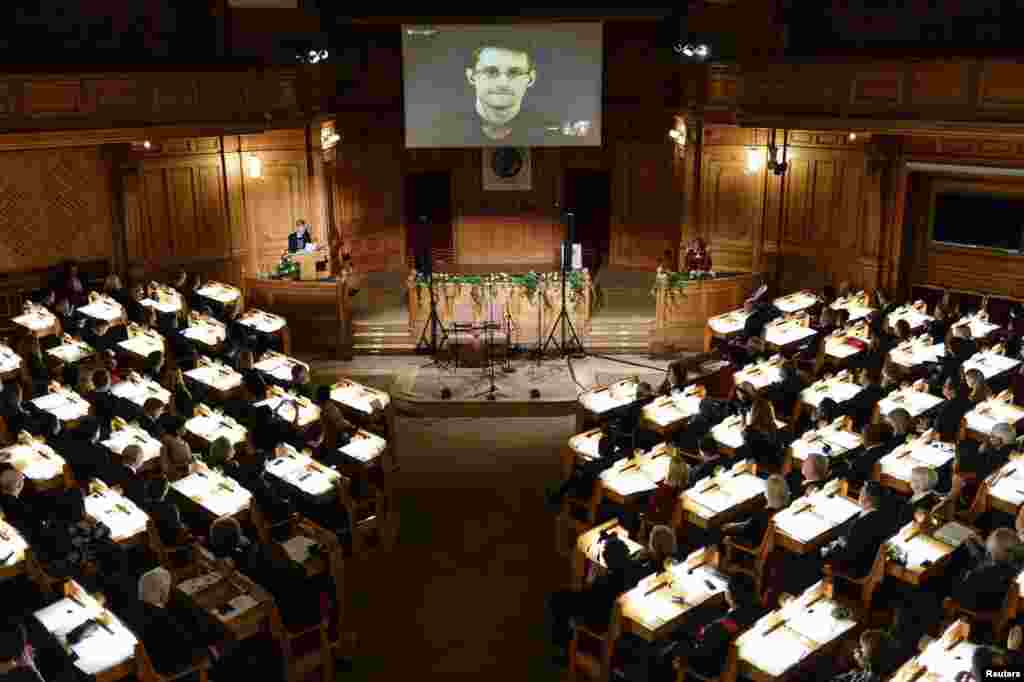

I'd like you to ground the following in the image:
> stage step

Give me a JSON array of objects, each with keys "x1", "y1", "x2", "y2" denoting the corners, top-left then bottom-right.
[
  {"x1": 351, "y1": 320, "x2": 416, "y2": 355},
  {"x1": 585, "y1": 319, "x2": 654, "y2": 353}
]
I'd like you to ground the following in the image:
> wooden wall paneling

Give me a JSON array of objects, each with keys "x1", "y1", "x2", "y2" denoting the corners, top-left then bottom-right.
[
  {"x1": 699, "y1": 143, "x2": 762, "y2": 273},
  {"x1": 607, "y1": 142, "x2": 682, "y2": 269},
  {"x1": 242, "y1": 149, "x2": 308, "y2": 273}
]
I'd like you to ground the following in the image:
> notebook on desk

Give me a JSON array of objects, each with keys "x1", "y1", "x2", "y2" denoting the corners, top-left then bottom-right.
[{"x1": 934, "y1": 522, "x2": 973, "y2": 548}]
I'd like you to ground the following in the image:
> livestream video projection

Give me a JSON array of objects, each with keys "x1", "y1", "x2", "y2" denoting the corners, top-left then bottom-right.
[{"x1": 402, "y1": 23, "x2": 603, "y2": 148}]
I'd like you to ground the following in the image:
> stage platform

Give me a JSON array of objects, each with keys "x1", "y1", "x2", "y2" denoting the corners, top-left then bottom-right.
[{"x1": 305, "y1": 353, "x2": 674, "y2": 418}]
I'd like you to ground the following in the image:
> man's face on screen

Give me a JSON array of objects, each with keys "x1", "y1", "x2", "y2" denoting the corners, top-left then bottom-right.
[{"x1": 466, "y1": 47, "x2": 535, "y2": 119}]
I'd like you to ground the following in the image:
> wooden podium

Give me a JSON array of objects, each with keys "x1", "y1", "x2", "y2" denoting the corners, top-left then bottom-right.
[{"x1": 292, "y1": 248, "x2": 329, "y2": 281}]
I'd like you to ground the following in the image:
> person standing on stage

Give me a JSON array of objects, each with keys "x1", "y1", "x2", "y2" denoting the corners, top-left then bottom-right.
[{"x1": 288, "y1": 219, "x2": 312, "y2": 253}]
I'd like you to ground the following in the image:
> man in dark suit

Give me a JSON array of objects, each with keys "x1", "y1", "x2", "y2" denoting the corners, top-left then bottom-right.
[
  {"x1": 139, "y1": 398, "x2": 166, "y2": 440},
  {"x1": 821, "y1": 481, "x2": 893, "y2": 577},
  {"x1": 949, "y1": 324, "x2": 979, "y2": 364},
  {"x1": 56, "y1": 416, "x2": 110, "y2": 486},
  {"x1": 952, "y1": 527, "x2": 1019, "y2": 611},
  {"x1": 103, "y1": 444, "x2": 147, "y2": 505},
  {"x1": 932, "y1": 377, "x2": 970, "y2": 442},
  {"x1": 0, "y1": 470, "x2": 37, "y2": 539},
  {"x1": 87, "y1": 369, "x2": 117, "y2": 438}
]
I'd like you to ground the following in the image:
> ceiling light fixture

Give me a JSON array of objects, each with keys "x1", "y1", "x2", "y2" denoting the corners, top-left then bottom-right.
[{"x1": 246, "y1": 154, "x2": 263, "y2": 179}]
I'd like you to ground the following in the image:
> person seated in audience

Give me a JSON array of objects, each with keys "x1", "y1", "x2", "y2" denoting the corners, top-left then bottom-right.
[
  {"x1": 125, "y1": 568, "x2": 213, "y2": 676},
  {"x1": 206, "y1": 436, "x2": 235, "y2": 469},
  {"x1": 56, "y1": 416, "x2": 109, "y2": 486},
  {"x1": 222, "y1": 374, "x2": 265, "y2": 425},
  {"x1": 0, "y1": 383, "x2": 30, "y2": 436},
  {"x1": 548, "y1": 534, "x2": 648, "y2": 663},
  {"x1": 316, "y1": 385, "x2": 356, "y2": 449},
  {"x1": 848, "y1": 369, "x2": 884, "y2": 430},
  {"x1": 741, "y1": 299, "x2": 782, "y2": 340},
  {"x1": 816, "y1": 305, "x2": 837, "y2": 336},
  {"x1": 789, "y1": 453, "x2": 830, "y2": 496},
  {"x1": 18, "y1": 337, "x2": 48, "y2": 398},
  {"x1": 87, "y1": 369, "x2": 117, "y2": 432},
  {"x1": 964, "y1": 368, "x2": 992, "y2": 404},
  {"x1": 103, "y1": 444, "x2": 147, "y2": 505},
  {"x1": 143, "y1": 350, "x2": 165, "y2": 384},
  {"x1": 143, "y1": 477, "x2": 191, "y2": 551},
  {"x1": 653, "y1": 573, "x2": 762, "y2": 681},
  {"x1": 739, "y1": 397, "x2": 781, "y2": 468},
  {"x1": 879, "y1": 361, "x2": 902, "y2": 396},
  {"x1": 847, "y1": 421, "x2": 895, "y2": 485},
  {"x1": 766, "y1": 360, "x2": 805, "y2": 420},
  {"x1": 635, "y1": 525, "x2": 679, "y2": 576},
  {"x1": 187, "y1": 274, "x2": 205, "y2": 311},
  {"x1": 672, "y1": 398, "x2": 728, "y2": 453},
  {"x1": 898, "y1": 466, "x2": 945, "y2": 527},
  {"x1": 892, "y1": 318, "x2": 913, "y2": 346},
  {"x1": 722, "y1": 474, "x2": 789, "y2": 548},
  {"x1": 99, "y1": 349, "x2": 122, "y2": 385},
  {"x1": 237, "y1": 350, "x2": 254, "y2": 372},
  {"x1": 690, "y1": 434, "x2": 730, "y2": 481},
  {"x1": 829, "y1": 629, "x2": 899, "y2": 682},
  {"x1": 980, "y1": 422, "x2": 1017, "y2": 471},
  {"x1": 171, "y1": 271, "x2": 188, "y2": 297},
  {"x1": 820, "y1": 482, "x2": 892, "y2": 577},
  {"x1": 885, "y1": 408, "x2": 913, "y2": 448},
  {"x1": 160, "y1": 416, "x2": 196, "y2": 481},
  {"x1": 0, "y1": 470, "x2": 37, "y2": 538},
  {"x1": 53, "y1": 297, "x2": 81, "y2": 337},
  {"x1": 932, "y1": 377, "x2": 971, "y2": 442},
  {"x1": 229, "y1": 439, "x2": 294, "y2": 525},
  {"x1": 290, "y1": 363, "x2": 315, "y2": 401},
  {"x1": 139, "y1": 398, "x2": 166, "y2": 439},
  {"x1": 952, "y1": 527, "x2": 1020, "y2": 611},
  {"x1": 59, "y1": 261, "x2": 87, "y2": 308},
  {"x1": 647, "y1": 457, "x2": 690, "y2": 527},
  {"x1": 929, "y1": 304, "x2": 950, "y2": 345},
  {"x1": 0, "y1": 619, "x2": 44, "y2": 682},
  {"x1": 102, "y1": 273, "x2": 128, "y2": 305},
  {"x1": 35, "y1": 488, "x2": 116, "y2": 586},
  {"x1": 949, "y1": 323, "x2": 979, "y2": 364},
  {"x1": 810, "y1": 397, "x2": 842, "y2": 432},
  {"x1": 546, "y1": 417, "x2": 636, "y2": 508},
  {"x1": 167, "y1": 368, "x2": 193, "y2": 419},
  {"x1": 84, "y1": 320, "x2": 115, "y2": 354}
]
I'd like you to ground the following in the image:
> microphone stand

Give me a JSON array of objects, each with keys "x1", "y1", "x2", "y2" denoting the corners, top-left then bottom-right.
[{"x1": 416, "y1": 270, "x2": 449, "y2": 369}]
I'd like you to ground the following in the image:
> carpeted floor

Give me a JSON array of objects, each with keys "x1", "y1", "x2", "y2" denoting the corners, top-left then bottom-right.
[{"x1": 339, "y1": 415, "x2": 574, "y2": 680}]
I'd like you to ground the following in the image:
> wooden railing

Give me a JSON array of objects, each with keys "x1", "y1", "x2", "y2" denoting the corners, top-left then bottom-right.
[{"x1": 653, "y1": 273, "x2": 757, "y2": 354}]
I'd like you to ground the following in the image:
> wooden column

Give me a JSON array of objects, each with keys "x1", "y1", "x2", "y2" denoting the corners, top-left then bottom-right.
[{"x1": 884, "y1": 158, "x2": 909, "y2": 297}]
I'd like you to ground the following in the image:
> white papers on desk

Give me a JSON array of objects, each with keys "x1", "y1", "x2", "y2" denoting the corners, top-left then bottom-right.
[
  {"x1": 265, "y1": 451, "x2": 339, "y2": 497},
  {"x1": 339, "y1": 431, "x2": 387, "y2": 464},
  {"x1": 890, "y1": 532, "x2": 949, "y2": 569},
  {"x1": 102, "y1": 426, "x2": 162, "y2": 466},
  {"x1": 765, "y1": 322, "x2": 817, "y2": 347},
  {"x1": 601, "y1": 464, "x2": 662, "y2": 497},
  {"x1": 579, "y1": 381, "x2": 637, "y2": 414},
  {"x1": 141, "y1": 297, "x2": 180, "y2": 314},
  {"x1": 172, "y1": 471, "x2": 252, "y2": 517},
  {"x1": 911, "y1": 441, "x2": 957, "y2": 469},
  {"x1": 239, "y1": 310, "x2": 286, "y2": 334},
  {"x1": 643, "y1": 395, "x2": 700, "y2": 427},
  {"x1": 0, "y1": 520, "x2": 28, "y2": 565},
  {"x1": 775, "y1": 507, "x2": 833, "y2": 543},
  {"x1": 569, "y1": 431, "x2": 603, "y2": 461},
  {"x1": 965, "y1": 401, "x2": 1024, "y2": 435},
  {"x1": 738, "y1": 625, "x2": 812, "y2": 677},
  {"x1": 13, "y1": 309, "x2": 56, "y2": 331},
  {"x1": 963, "y1": 352, "x2": 1022, "y2": 381},
  {"x1": 111, "y1": 376, "x2": 171, "y2": 408},
  {"x1": 800, "y1": 381, "x2": 864, "y2": 409},
  {"x1": 687, "y1": 481, "x2": 735, "y2": 514},
  {"x1": 0, "y1": 442, "x2": 63, "y2": 481},
  {"x1": 711, "y1": 417, "x2": 745, "y2": 450},
  {"x1": 46, "y1": 341, "x2": 93, "y2": 364},
  {"x1": 185, "y1": 413, "x2": 248, "y2": 445},
  {"x1": 708, "y1": 310, "x2": 749, "y2": 335},
  {"x1": 118, "y1": 333, "x2": 164, "y2": 358},
  {"x1": 34, "y1": 596, "x2": 137, "y2": 676},
  {"x1": 821, "y1": 427, "x2": 864, "y2": 453},
  {"x1": 215, "y1": 593, "x2": 259, "y2": 622},
  {"x1": 177, "y1": 571, "x2": 223, "y2": 596},
  {"x1": 890, "y1": 340, "x2": 945, "y2": 368},
  {"x1": 809, "y1": 492, "x2": 860, "y2": 525},
  {"x1": 281, "y1": 536, "x2": 318, "y2": 564},
  {"x1": 330, "y1": 381, "x2": 392, "y2": 414},
  {"x1": 917, "y1": 639, "x2": 975, "y2": 682},
  {"x1": 182, "y1": 321, "x2": 226, "y2": 347},
  {"x1": 934, "y1": 522, "x2": 973, "y2": 549},
  {"x1": 774, "y1": 292, "x2": 818, "y2": 314},
  {"x1": 989, "y1": 464, "x2": 1024, "y2": 507},
  {"x1": 953, "y1": 316, "x2": 1000, "y2": 340},
  {"x1": 830, "y1": 299, "x2": 876, "y2": 322},
  {"x1": 0, "y1": 345, "x2": 20, "y2": 374},
  {"x1": 786, "y1": 602, "x2": 856, "y2": 643},
  {"x1": 254, "y1": 354, "x2": 304, "y2": 383},
  {"x1": 255, "y1": 395, "x2": 320, "y2": 428},
  {"x1": 185, "y1": 363, "x2": 244, "y2": 393},
  {"x1": 84, "y1": 489, "x2": 148, "y2": 541},
  {"x1": 196, "y1": 283, "x2": 240, "y2": 305},
  {"x1": 733, "y1": 365, "x2": 783, "y2": 391},
  {"x1": 887, "y1": 307, "x2": 933, "y2": 331},
  {"x1": 878, "y1": 390, "x2": 944, "y2": 419},
  {"x1": 77, "y1": 300, "x2": 123, "y2": 322}
]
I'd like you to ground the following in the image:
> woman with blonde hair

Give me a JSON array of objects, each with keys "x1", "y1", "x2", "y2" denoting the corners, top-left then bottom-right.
[
  {"x1": 741, "y1": 396, "x2": 780, "y2": 468},
  {"x1": 646, "y1": 456, "x2": 690, "y2": 526}
]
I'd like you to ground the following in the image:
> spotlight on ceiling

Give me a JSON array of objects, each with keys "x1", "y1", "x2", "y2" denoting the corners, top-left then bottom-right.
[
  {"x1": 674, "y1": 41, "x2": 711, "y2": 61},
  {"x1": 297, "y1": 48, "x2": 329, "y2": 64}
]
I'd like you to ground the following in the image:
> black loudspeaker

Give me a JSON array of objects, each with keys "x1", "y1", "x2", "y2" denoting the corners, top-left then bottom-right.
[
  {"x1": 561, "y1": 241, "x2": 573, "y2": 272},
  {"x1": 416, "y1": 248, "x2": 432, "y2": 277},
  {"x1": 565, "y1": 210, "x2": 576, "y2": 244}
]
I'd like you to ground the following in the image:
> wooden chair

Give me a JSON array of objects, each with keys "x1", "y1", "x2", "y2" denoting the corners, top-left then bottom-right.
[
  {"x1": 269, "y1": 602, "x2": 335, "y2": 682},
  {"x1": 821, "y1": 542, "x2": 888, "y2": 623},
  {"x1": 145, "y1": 519, "x2": 192, "y2": 575},
  {"x1": 335, "y1": 476, "x2": 399, "y2": 557},
  {"x1": 722, "y1": 522, "x2": 776, "y2": 608},
  {"x1": 568, "y1": 602, "x2": 623, "y2": 682},
  {"x1": 942, "y1": 587, "x2": 1015, "y2": 643},
  {"x1": 557, "y1": 478, "x2": 603, "y2": 556},
  {"x1": 674, "y1": 638, "x2": 741, "y2": 682},
  {"x1": 134, "y1": 642, "x2": 211, "y2": 682},
  {"x1": 24, "y1": 548, "x2": 63, "y2": 595}
]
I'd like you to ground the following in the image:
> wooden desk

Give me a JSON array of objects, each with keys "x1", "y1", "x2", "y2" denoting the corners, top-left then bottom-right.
[
  {"x1": 110, "y1": 372, "x2": 172, "y2": 410},
  {"x1": 253, "y1": 350, "x2": 308, "y2": 385},
  {"x1": 885, "y1": 521, "x2": 966, "y2": 587},
  {"x1": 45, "y1": 338, "x2": 95, "y2": 367},
  {"x1": 265, "y1": 444, "x2": 341, "y2": 500},
  {"x1": 618, "y1": 547, "x2": 728, "y2": 641},
  {"x1": 185, "y1": 406, "x2": 248, "y2": 449},
  {"x1": 181, "y1": 315, "x2": 226, "y2": 351},
  {"x1": 0, "y1": 517, "x2": 28, "y2": 578},
  {"x1": 735, "y1": 580, "x2": 859, "y2": 682},
  {"x1": 576, "y1": 378, "x2": 639, "y2": 432},
  {"x1": 952, "y1": 314, "x2": 1000, "y2": 340},
  {"x1": 886, "y1": 305, "x2": 933, "y2": 334},
  {"x1": 184, "y1": 358, "x2": 245, "y2": 401},
  {"x1": 830, "y1": 295, "x2": 875, "y2": 322},
  {"x1": 823, "y1": 323, "x2": 872, "y2": 363},
  {"x1": 962, "y1": 351, "x2": 1022, "y2": 383},
  {"x1": 888, "y1": 336, "x2": 944, "y2": 373},
  {"x1": 0, "y1": 344, "x2": 21, "y2": 382},
  {"x1": 787, "y1": 422, "x2": 863, "y2": 475},
  {"x1": 12, "y1": 306, "x2": 60, "y2": 338},
  {"x1": 0, "y1": 437, "x2": 67, "y2": 491},
  {"x1": 963, "y1": 397, "x2": 1024, "y2": 441},
  {"x1": 733, "y1": 359, "x2": 784, "y2": 393},
  {"x1": 84, "y1": 481, "x2": 149, "y2": 545},
  {"x1": 34, "y1": 580, "x2": 138, "y2": 680},
  {"x1": 101, "y1": 425, "x2": 164, "y2": 473},
  {"x1": 77, "y1": 295, "x2": 126, "y2": 327},
  {"x1": 876, "y1": 438, "x2": 956, "y2": 495},
  {"x1": 974, "y1": 457, "x2": 1024, "y2": 516},
  {"x1": 573, "y1": 519, "x2": 645, "y2": 590},
  {"x1": 876, "y1": 387, "x2": 944, "y2": 421},
  {"x1": 707, "y1": 308, "x2": 750, "y2": 346},
  {"x1": 796, "y1": 376, "x2": 864, "y2": 423},
  {"x1": 640, "y1": 388, "x2": 704, "y2": 436},
  {"x1": 140, "y1": 286, "x2": 183, "y2": 316},
  {"x1": 175, "y1": 557, "x2": 274, "y2": 642},
  {"x1": 710, "y1": 414, "x2": 788, "y2": 456},
  {"x1": 116, "y1": 327, "x2": 165, "y2": 363},
  {"x1": 772, "y1": 485, "x2": 861, "y2": 555},
  {"x1": 764, "y1": 318, "x2": 817, "y2": 352},
  {"x1": 773, "y1": 291, "x2": 819, "y2": 315},
  {"x1": 237, "y1": 308, "x2": 288, "y2": 340},
  {"x1": 195, "y1": 282, "x2": 242, "y2": 311},
  {"x1": 336, "y1": 429, "x2": 388, "y2": 468},
  {"x1": 31, "y1": 387, "x2": 91, "y2": 424},
  {"x1": 676, "y1": 461, "x2": 765, "y2": 530},
  {"x1": 255, "y1": 391, "x2": 321, "y2": 430},
  {"x1": 274, "y1": 518, "x2": 338, "y2": 579},
  {"x1": 329, "y1": 379, "x2": 392, "y2": 416},
  {"x1": 598, "y1": 443, "x2": 674, "y2": 505},
  {"x1": 171, "y1": 468, "x2": 252, "y2": 521},
  {"x1": 889, "y1": 620, "x2": 974, "y2": 682}
]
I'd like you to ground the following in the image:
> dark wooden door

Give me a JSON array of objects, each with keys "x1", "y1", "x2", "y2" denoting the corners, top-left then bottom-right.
[
  {"x1": 563, "y1": 170, "x2": 611, "y2": 272},
  {"x1": 404, "y1": 172, "x2": 453, "y2": 267}
]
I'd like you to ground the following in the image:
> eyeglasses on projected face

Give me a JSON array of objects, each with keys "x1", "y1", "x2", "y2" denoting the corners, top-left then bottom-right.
[{"x1": 474, "y1": 67, "x2": 532, "y2": 80}]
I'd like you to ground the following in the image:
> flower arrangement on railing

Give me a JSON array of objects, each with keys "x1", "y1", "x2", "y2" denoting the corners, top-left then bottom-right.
[
  {"x1": 650, "y1": 270, "x2": 724, "y2": 299},
  {"x1": 413, "y1": 270, "x2": 587, "y2": 306},
  {"x1": 274, "y1": 252, "x2": 300, "y2": 279}
]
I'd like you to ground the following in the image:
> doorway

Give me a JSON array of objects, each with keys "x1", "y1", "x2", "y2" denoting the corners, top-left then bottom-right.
[
  {"x1": 563, "y1": 170, "x2": 611, "y2": 272},
  {"x1": 404, "y1": 172, "x2": 453, "y2": 267}
]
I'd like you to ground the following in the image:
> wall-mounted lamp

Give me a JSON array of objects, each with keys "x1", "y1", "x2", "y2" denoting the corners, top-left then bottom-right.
[
  {"x1": 669, "y1": 117, "x2": 687, "y2": 158},
  {"x1": 766, "y1": 129, "x2": 789, "y2": 177},
  {"x1": 745, "y1": 147, "x2": 764, "y2": 175},
  {"x1": 142, "y1": 140, "x2": 151, "y2": 150},
  {"x1": 848, "y1": 132, "x2": 857, "y2": 142},
  {"x1": 245, "y1": 154, "x2": 263, "y2": 180}
]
